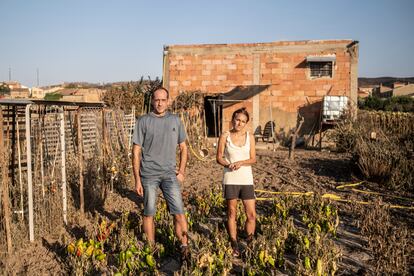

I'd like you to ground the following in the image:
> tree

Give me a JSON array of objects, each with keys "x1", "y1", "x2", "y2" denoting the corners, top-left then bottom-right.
[
  {"x1": 0, "y1": 83, "x2": 11, "y2": 96},
  {"x1": 44, "y1": 92, "x2": 62, "y2": 101}
]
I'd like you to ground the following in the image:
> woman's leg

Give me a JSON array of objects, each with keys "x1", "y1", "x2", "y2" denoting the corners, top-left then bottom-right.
[
  {"x1": 226, "y1": 199, "x2": 238, "y2": 242},
  {"x1": 242, "y1": 199, "x2": 256, "y2": 238}
]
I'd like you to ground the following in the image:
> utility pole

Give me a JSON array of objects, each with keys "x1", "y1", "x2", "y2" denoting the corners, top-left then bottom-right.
[{"x1": 8, "y1": 67, "x2": 11, "y2": 81}]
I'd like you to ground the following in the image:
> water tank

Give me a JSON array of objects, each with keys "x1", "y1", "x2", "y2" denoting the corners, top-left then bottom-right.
[{"x1": 322, "y1": 96, "x2": 348, "y2": 122}]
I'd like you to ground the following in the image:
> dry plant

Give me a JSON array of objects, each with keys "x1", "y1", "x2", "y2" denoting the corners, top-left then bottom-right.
[
  {"x1": 60, "y1": 191, "x2": 344, "y2": 275},
  {"x1": 357, "y1": 199, "x2": 411, "y2": 275},
  {"x1": 103, "y1": 77, "x2": 162, "y2": 114},
  {"x1": 171, "y1": 90, "x2": 210, "y2": 159},
  {"x1": 331, "y1": 110, "x2": 414, "y2": 192}
]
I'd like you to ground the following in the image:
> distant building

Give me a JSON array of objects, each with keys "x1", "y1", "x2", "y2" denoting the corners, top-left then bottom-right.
[
  {"x1": 31, "y1": 87, "x2": 45, "y2": 99},
  {"x1": 58, "y1": 88, "x2": 105, "y2": 102},
  {"x1": 392, "y1": 83, "x2": 414, "y2": 97},
  {"x1": 372, "y1": 84, "x2": 393, "y2": 98},
  {"x1": 374, "y1": 82, "x2": 414, "y2": 98},
  {"x1": 392, "y1": 81, "x2": 408, "y2": 89},
  {"x1": 4, "y1": 81, "x2": 21, "y2": 90},
  {"x1": 9, "y1": 88, "x2": 30, "y2": 98},
  {"x1": 358, "y1": 87, "x2": 372, "y2": 98}
]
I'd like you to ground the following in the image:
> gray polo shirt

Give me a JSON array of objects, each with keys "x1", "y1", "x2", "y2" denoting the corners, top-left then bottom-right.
[{"x1": 132, "y1": 111, "x2": 186, "y2": 177}]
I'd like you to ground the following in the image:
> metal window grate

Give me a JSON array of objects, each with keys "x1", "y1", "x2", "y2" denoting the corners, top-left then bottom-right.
[{"x1": 310, "y1": 62, "x2": 332, "y2": 78}]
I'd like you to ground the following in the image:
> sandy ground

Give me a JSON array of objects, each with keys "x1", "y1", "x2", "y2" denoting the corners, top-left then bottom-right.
[{"x1": 1, "y1": 145, "x2": 413, "y2": 275}]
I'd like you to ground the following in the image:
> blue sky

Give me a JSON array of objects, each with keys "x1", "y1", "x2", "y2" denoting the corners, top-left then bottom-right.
[{"x1": 1, "y1": 0, "x2": 413, "y2": 87}]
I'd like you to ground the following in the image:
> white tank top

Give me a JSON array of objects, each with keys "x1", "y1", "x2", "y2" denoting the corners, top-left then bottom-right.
[{"x1": 223, "y1": 131, "x2": 254, "y2": 185}]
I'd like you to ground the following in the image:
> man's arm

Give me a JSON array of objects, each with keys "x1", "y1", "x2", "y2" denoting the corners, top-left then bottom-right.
[
  {"x1": 132, "y1": 144, "x2": 143, "y2": 196},
  {"x1": 176, "y1": 141, "x2": 188, "y2": 183}
]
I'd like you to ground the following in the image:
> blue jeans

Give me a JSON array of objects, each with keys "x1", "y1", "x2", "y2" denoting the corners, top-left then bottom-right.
[{"x1": 141, "y1": 174, "x2": 185, "y2": 216}]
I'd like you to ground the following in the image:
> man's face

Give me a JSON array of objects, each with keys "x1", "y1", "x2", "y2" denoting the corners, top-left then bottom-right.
[{"x1": 151, "y1": 89, "x2": 169, "y2": 115}]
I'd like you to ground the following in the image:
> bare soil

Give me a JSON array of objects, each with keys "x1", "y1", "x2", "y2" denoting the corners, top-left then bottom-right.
[{"x1": 1, "y1": 146, "x2": 413, "y2": 275}]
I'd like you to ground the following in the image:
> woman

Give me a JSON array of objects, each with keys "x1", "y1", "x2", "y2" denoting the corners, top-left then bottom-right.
[{"x1": 216, "y1": 107, "x2": 256, "y2": 257}]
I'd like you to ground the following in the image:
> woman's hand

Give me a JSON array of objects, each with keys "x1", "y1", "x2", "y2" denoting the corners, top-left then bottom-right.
[{"x1": 228, "y1": 161, "x2": 242, "y2": 171}]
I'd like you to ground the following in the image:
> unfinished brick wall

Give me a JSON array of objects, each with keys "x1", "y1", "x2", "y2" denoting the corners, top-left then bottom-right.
[{"x1": 163, "y1": 40, "x2": 358, "y2": 134}]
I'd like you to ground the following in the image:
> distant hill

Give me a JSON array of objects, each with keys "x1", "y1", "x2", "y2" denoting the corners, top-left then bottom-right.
[{"x1": 359, "y1": 77, "x2": 414, "y2": 87}]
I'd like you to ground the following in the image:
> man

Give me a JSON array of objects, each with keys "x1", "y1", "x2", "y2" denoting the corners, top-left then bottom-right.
[{"x1": 132, "y1": 87, "x2": 189, "y2": 261}]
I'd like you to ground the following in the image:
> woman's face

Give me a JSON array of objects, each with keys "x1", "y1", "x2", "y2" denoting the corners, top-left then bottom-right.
[{"x1": 232, "y1": 113, "x2": 248, "y2": 131}]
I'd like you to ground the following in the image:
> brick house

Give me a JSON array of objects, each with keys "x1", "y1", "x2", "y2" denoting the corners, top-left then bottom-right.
[
  {"x1": 162, "y1": 40, "x2": 359, "y2": 136},
  {"x1": 31, "y1": 87, "x2": 45, "y2": 99},
  {"x1": 9, "y1": 88, "x2": 30, "y2": 99}
]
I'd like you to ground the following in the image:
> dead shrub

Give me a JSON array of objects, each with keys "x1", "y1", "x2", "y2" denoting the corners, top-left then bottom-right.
[
  {"x1": 103, "y1": 77, "x2": 161, "y2": 113},
  {"x1": 358, "y1": 200, "x2": 411, "y2": 275},
  {"x1": 331, "y1": 110, "x2": 414, "y2": 192}
]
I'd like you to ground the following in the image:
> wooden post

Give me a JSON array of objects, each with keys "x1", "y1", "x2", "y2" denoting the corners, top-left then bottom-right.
[
  {"x1": 203, "y1": 109, "x2": 207, "y2": 141},
  {"x1": 59, "y1": 109, "x2": 67, "y2": 224},
  {"x1": 25, "y1": 104, "x2": 34, "y2": 241},
  {"x1": 15, "y1": 112, "x2": 24, "y2": 220},
  {"x1": 127, "y1": 106, "x2": 135, "y2": 150},
  {"x1": 77, "y1": 109, "x2": 84, "y2": 214},
  {"x1": 118, "y1": 111, "x2": 129, "y2": 153},
  {"x1": 102, "y1": 109, "x2": 107, "y2": 197},
  {"x1": 0, "y1": 107, "x2": 13, "y2": 253},
  {"x1": 319, "y1": 122, "x2": 323, "y2": 151},
  {"x1": 39, "y1": 108, "x2": 45, "y2": 198},
  {"x1": 269, "y1": 102, "x2": 275, "y2": 151},
  {"x1": 213, "y1": 100, "x2": 217, "y2": 143},
  {"x1": 289, "y1": 116, "x2": 304, "y2": 160},
  {"x1": 11, "y1": 107, "x2": 16, "y2": 194}
]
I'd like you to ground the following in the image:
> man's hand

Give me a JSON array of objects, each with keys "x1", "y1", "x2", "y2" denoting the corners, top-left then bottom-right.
[
  {"x1": 176, "y1": 170, "x2": 185, "y2": 183},
  {"x1": 135, "y1": 181, "x2": 143, "y2": 196}
]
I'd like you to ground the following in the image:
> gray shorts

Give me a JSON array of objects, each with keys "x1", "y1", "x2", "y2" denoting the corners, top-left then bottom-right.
[
  {"x1": 224, "y1": 185, "x2": 255, "y2": 200},
  {"x1": 141, "y1": 174, "x2": 185, "y2": 216}
]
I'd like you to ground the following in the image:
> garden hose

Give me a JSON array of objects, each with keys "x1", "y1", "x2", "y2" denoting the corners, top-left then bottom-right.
[
  {"x1": 336, "y1": 181, "x2": 413, "y2": 202},
  {"x1": 254, "y1": 182, "x2": 414, "y2": 210},
  {"x1": 254, "y1": 190, "x2": 314, "y2": 197},
  {"x1": 180, "y1": 113, "x2": 215, "y2": 162}
]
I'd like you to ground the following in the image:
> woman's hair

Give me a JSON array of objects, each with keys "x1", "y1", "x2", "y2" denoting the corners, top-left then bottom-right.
[{"x1": 231, "y1": 107, "x2": 250, "y2": 122}]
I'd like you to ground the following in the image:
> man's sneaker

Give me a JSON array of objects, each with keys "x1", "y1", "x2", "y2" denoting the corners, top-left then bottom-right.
[{"x1": 180, "y1": 244, "x2": 190, "y2": 264}]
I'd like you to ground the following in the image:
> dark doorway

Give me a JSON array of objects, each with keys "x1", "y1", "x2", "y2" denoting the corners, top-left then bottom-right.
[{"x1": 204, "y1": 96, "x2": 222, "y2": 137}]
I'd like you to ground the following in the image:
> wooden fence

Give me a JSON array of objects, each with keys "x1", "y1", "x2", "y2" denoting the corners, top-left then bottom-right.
[{"x1": 0, "y1": 102, "x2": 135, "y2": 255}]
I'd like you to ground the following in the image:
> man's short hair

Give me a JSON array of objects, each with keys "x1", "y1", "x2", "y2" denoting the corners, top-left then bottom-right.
[{"x1": 152, "y1": 87, "x2": 169, "y2": 99}]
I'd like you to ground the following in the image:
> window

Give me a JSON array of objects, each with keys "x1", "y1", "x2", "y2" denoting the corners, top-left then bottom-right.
[
  {"x1": 306, "y1": 55, "x2": 336, "y2": 79},
  {"x1": 309, "y1": 62, "x2": 333, "y2": 78}
]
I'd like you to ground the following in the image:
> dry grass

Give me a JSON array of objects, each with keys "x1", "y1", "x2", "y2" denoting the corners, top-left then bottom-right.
[
  {"x1": 357, "y1": 199, "x2": 411, "y2": 275},
  {"x1": 331, "y1": 110, "x2": 414, "y2": 192}
]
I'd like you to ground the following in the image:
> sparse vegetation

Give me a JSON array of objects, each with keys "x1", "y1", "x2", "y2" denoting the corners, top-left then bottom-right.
[
  {"x1": 331, "y1": 110, "x2": 414, "y2": 192},
  {"x1": 44, "y1": 92, "x2": 63, "y2": 100},
  {"x1": 0, "y1": 83, "x2": 10, "y2": 96},
  {"x1": 63, "y1": 192, "x2": 342, "y2": 275},
  {"x1": 358, "y1": 95, "x2": 414, "y2": 112},
  {"x1": 103, "y1": 77, "x2": 162, "y2": 113},
  {"x1": 357, "y1": 199, "x2": 411, "y2": 275}
]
